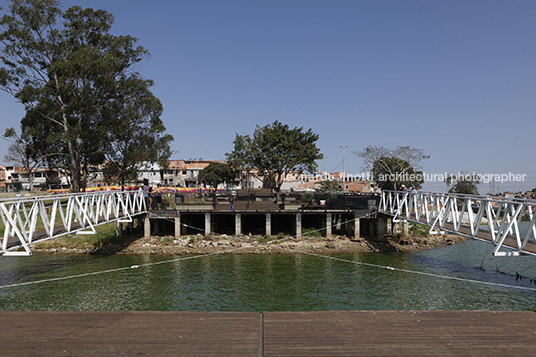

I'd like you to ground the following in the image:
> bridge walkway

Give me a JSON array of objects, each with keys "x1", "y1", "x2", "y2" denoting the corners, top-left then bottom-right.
[
  {"x1": 1, "y1": 190, "x2": 146, "y2": 256},
  {"x1": 397, "y1": 213, "x2": 536, "y2": 255},
  {"x1": 379, "y1": 190, "x2": 536, "y2": 256}
]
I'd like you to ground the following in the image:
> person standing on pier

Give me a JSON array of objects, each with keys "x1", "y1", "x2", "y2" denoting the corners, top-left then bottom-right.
[{"x1": 155, "y1": 184, "x2": 163, "y2": 210}]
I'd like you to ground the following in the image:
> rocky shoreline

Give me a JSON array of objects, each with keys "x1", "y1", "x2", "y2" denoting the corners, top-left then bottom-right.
[{"x1": 33, "y1": 233, "x2": 470, "y2": 255}]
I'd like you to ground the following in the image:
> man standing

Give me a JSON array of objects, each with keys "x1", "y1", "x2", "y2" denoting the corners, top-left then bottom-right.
[{"x1": 155, "y1": 184, "x2": 163, "y2": 210}]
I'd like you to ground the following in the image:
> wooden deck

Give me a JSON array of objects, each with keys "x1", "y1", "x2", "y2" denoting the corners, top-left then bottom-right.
[{"x1": 1, "y1": 310, "x2": 535, "y2": 356}]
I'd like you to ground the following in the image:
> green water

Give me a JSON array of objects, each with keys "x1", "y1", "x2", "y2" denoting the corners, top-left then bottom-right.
[{"x1": 0, "y1": 238, "x2": 535, "y2": 311}]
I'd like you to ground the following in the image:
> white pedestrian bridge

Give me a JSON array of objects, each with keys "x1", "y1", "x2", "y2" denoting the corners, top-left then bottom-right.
[
  {"x1": 0, "y1": 189, "x2": 146, "y2": 256},
  {"x1": 379, "y1": 190, "x2": 536, "y2": 257},
  {"x1": 1, "y1": 189, "x2": 535, "y2": 257}
]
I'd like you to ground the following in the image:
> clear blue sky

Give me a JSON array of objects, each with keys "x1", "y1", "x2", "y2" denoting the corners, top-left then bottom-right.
[{"x1": 1, "y1": 0, "x2": 535, "y2": 193}]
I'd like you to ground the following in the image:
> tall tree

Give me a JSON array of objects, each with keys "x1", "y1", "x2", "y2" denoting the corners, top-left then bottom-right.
[
  {"x1": 101, "y1": 75, "x2": 173, "y2": 190},
  {"x1": 2, "y1": 127, "x2": 59, "y2": 191},
  {"x1": 198, "y1": 162, "x2": 236, "y2": 190},
  {"x1": 226, "y1": 121, "x2": 322, "y2": 193},
  {"x1": 315, "y1": 180, "x2": 343, "y2": 193},
  {"x1": 371, "y1": 157, "x2": 424, "y2": 191},
  {"x1": 354, "y1": 145, "x2": 429, "y2": 191},
  {"x1": 445, "y1": 172, "x2": 480, "y2": 195},
  {"x1": 0, "y1": 0, "x2": 170, "y2": 192}
]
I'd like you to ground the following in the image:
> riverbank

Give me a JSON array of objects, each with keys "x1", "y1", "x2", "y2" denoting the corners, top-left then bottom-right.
[{"x1": 32, "y1": 231, "x2": 470, "y2": 255}]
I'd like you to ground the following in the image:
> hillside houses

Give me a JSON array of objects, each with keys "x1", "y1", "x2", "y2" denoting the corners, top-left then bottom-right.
[{"x1": 0, "y1": 159, "x2": 375, "y2": 194}]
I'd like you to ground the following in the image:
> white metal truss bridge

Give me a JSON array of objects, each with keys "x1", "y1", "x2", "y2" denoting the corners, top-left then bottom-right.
[
  {"x1": 0, "y1": 189, "x2": 146, "y2": 256},
  {"x1": 379, "y1": 190, "x2": 536, "y2": 257}
]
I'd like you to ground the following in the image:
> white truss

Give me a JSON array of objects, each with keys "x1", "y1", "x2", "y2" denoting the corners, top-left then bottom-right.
[
  {"x1": 379, "y1": 190, "x2": 536, "y2": 257},
  {"x1": 0, "y1": 189, "x2": 146, "y2": 256}
]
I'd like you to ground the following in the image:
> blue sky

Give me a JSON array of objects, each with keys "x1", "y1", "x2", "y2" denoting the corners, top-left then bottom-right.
[{"x1": 1, "y1": 0, "x2": 535, "y2": 193}]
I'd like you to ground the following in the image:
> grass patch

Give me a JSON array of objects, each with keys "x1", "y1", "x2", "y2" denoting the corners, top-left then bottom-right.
[
  {"x1": 408, "y1": 223, "x2": 429, "y2": 237},
  {"x1": 34, "y1": 221, "x2": 142, "y2": 250},
  {"x1": 302, "y1": 227, "x2": 322, "y2": 238}
]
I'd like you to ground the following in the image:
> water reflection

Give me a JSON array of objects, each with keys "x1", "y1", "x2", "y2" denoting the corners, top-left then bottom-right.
[{"x1": 0, "y1": 242, "x2": 535, "y2": 311}]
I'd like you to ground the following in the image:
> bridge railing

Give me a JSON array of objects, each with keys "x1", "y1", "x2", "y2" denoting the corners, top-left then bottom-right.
[
  {"x1": 379, "y1": 190, "x2": 536, "y2": 256},
  {"x1": 0, "y1": 189, "x2": 146, "y2": 256}
]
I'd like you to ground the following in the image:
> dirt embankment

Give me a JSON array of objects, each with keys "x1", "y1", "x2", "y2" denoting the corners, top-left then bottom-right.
[{"x1": 33, "y1": 233, "x2": 469, "y2": 255}]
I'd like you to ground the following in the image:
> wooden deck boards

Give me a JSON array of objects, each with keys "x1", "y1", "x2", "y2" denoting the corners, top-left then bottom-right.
[
  {"x1": 0, "y1": 311, "x2": 260, "y2": 357},
  {"x1": 264, "y1": 310, "x2": 536, "y2": 356},
  {"x1": 1, "y1": 311, "x2": 535, "y2": 356}
]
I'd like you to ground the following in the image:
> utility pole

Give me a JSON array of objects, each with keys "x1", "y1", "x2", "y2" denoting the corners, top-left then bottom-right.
[
  {"x1": 171, "y1": 150, "x2": 178, "y2": 198},
  {"x1": 340, "y1": 145, "x2": 348, "y2": 191}
]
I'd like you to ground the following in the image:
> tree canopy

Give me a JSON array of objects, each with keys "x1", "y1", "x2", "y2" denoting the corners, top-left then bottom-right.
[
  {"x1": 226, "y1": 121, "x2": 322, "y2": 193},
  {"x1": 2, "y1": 127, "x2": 58, "y2": 191},
  {"x1": 198, "y1": 162, "x2": 236, "y2": 190},
  {"x1": 445, "y1": 172, "x2": 480, "y2": 195},
  {"x1": 315, "y1": 180, "x2": 342, "y2": 193},
  {"x1": 0, "y1": 0, "x2": 172, "y2": 191},
  {"x1": 354, "y1": 145, "x2": 429, "y2": 191}
]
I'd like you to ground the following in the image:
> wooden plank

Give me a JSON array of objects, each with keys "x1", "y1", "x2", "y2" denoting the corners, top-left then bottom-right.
[
  {"x1": 0, "y1": 311, "x2": 260, "y2": 357},
  {"x1": 2, "y1": 311, "x2": 536, "y2": 356},
  {"x1": 263, "y1": 310, "x2": 536, "y2": 357}
]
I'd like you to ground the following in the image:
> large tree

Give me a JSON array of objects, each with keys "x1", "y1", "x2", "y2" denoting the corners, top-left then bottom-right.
[
  {"x1": 354, "y1": 145, "x2": 429, "y2": 191},
  {"x1": 226, "y1": 121, "x2": 322, "y2": 193},
  {"x1": 315, "y1": 180, "x2": 342, "y2": 193},
  {"x1": 371, "y1": 156, "x2": 424, "y2": 190},
  {"x1": 101, "y1": 75, "x2": 173, "y2": 189},
  {"x1": 2, "y1": 127, "x2": 61, "y2": 191},
  {"x1": 198, "y1": 162, "x2": 236, "y2": 190},
  {"x1": 0, "y1": 0, "x2": 171, "y2": 192},
  {"x1": 445, "y1": 172, "x2": 480, "y2": 195}
]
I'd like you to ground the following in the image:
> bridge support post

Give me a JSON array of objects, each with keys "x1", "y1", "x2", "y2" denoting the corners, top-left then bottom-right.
[
  {"x1": 393, "y1": 220, "x2": 409, "y2": 237},
  {"x1": 354, "y1": 214, "x2": 361, "y2": 240},
  {"x1": 235, "y1": 213, "x2": 242, "y2": 236},
  {"x1": 266, "y1": 213, "x2": 271, "y2": 236},
  {"x1": 326, "y1": 214, "x2": 332, "y2": 238},
  {"x1": 296, "y1": 213, "x2": 302, "y2": 238},
  {"x1": 205, "y1": 213, "x2": 211, "y2": 236},
  {"x1": 174, "y1": 214, "x2": 181, "y2": 238},
  {"x1": 402, "y1": 221, "x2": 409, "y2": 237},
  {"x1": 377, "y1": 216, "x2": 387, "y2": 241},
  {"x1": 144, "y1": 215, "x2": 151, "y2": 238},
  {"x1": 116, "y1": 221, "x2": 122, "y2": 238}
]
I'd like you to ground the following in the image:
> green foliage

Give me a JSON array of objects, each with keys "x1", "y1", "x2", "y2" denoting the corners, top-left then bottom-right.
[
  {"x1": 372, "y1": 157, "x2": 424, "y2": 191},
  {"x1": 408, "y1": 223, "x2": 429, "y2": 237},
  {"x1": 315, "y1": 180, "x2": 342, "y2": 193},
  {"x1": 198, "y1": 162, "x2": 236, "y2": 189},
  {"x1": 0, "y1": 0, "x2": 172, "y2": 192},
  {"x1": 226, "y1": 121, "x2": 322, "y2": 193},
  {"x1": 302, "y1": 227, "x2": 322, "y2": 238},
  {"x1": 258, "y1": 236, "x2": 270, "y2": 243},
  {"x1": 355, "y1": 145, "x2": 429, "y2": 191},
  {"x1": 101, "y1": 75, "x2": 173, "y2": 189},
  {"x1": 445, "y1": 172, "x2": 480, "y2": 195},
  {"x1": 35, "y1": 222, "x2": 137, "y2": 250}
]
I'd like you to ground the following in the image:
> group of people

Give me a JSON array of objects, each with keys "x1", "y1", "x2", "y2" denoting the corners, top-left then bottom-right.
[{"x1": 144, "y1": 184, "x2": 163, "y2": 210}]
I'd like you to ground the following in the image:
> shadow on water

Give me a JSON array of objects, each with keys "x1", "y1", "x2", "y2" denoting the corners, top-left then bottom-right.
[{"x1": 407, "y1": 252, "x2": 536, "y2": 290}]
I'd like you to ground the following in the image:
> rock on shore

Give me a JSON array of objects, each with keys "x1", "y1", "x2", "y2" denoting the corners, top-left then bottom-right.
[{"x1": 32, "y1": 233, "x2": 469, "y2": 255}]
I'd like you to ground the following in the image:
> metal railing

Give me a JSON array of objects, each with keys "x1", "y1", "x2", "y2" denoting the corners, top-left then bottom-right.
[
  {"x1": 0, "y1": 189, "x2": 146, "y2": 256},
  {"x1": 379, "y1": 190, "x2": 536, "y2": 256}
]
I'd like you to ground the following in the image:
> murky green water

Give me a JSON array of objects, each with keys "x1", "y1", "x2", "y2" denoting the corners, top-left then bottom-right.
[{"x1": 1, "y1": 238, "x2": 535, "y2": 311}]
